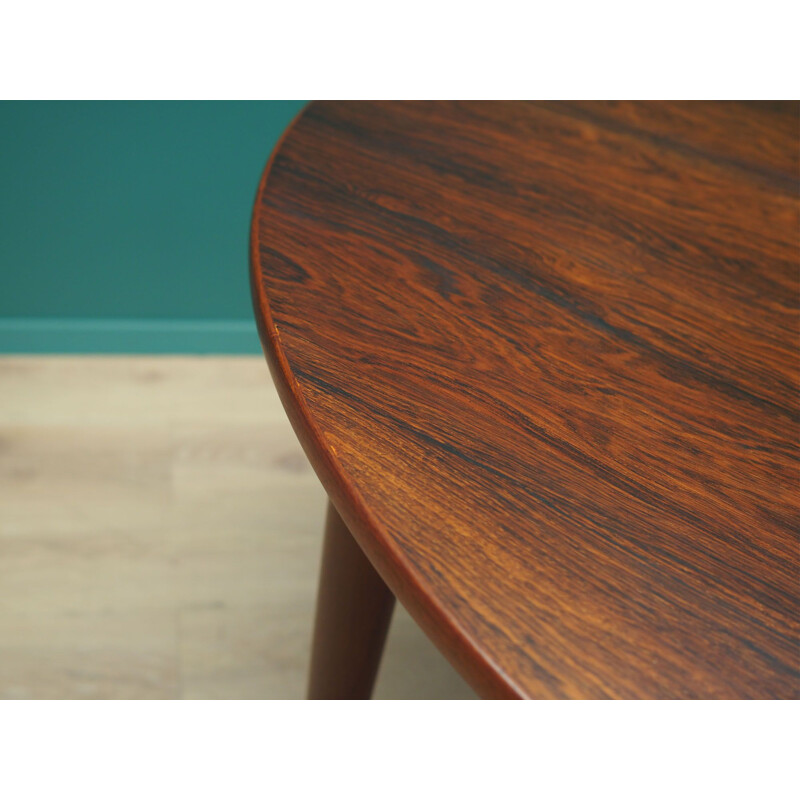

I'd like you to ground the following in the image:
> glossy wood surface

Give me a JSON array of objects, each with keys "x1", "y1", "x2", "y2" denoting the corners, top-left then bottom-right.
[{"x1": 251, "y1": 101, "x2": 800, "y2": 699}]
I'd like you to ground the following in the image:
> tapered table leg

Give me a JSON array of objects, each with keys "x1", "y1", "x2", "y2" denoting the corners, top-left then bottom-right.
[{"x1": 307, "y1": 500, "x2": 396, "y2": 699}]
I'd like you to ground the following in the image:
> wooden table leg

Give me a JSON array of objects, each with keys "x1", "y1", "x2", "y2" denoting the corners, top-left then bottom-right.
[{"x1": 307, "y1": 500, "x2": 396, "y2": 699}]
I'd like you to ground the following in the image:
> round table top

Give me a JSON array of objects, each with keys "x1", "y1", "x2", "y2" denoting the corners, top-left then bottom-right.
[{"x1": 251, "y1": 101, "x2": 799, "y2": 699}]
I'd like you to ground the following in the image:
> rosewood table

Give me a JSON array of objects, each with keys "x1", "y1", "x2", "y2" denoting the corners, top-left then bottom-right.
[{"x1": 250, "y1": 101, "x2": 799, "y2": 699}]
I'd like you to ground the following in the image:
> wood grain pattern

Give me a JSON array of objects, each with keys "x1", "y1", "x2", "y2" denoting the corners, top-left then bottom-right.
[{"x1": 251, "y1": 101, "x2": 800, "y2": 699}]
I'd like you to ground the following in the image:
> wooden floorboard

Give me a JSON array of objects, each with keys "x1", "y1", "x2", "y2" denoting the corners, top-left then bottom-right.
[{"x1": 0, "y1": 356, "x2": 476, "y2": 700}]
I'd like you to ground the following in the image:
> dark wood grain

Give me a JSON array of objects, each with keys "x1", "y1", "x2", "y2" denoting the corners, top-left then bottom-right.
[
  {"x1": 251, "y1": 101, "x2": 800, "y2": 699},
  {"x1": 307, "y1": 501, "x2": 395, "y2": 699}
]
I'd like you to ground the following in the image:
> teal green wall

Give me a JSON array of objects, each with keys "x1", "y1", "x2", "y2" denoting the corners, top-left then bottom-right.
[{"x1": 0, "y1": 101, "x2": 306, "y2": 353}]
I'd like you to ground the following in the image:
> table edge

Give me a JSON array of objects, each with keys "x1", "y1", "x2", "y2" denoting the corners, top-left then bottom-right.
[{"x1": 249, "y1": 102, "x2": 524, "y2": 700}]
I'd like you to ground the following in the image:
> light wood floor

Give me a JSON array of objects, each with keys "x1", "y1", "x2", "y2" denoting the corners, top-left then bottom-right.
[{"x1": 0, "y1": 356, "x2": 477, "y2": 699}]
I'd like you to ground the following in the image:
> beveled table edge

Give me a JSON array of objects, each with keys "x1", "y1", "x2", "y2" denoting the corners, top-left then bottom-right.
[{"x1": 249, "y1": 102, "x2": 523, "y2": 699}]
